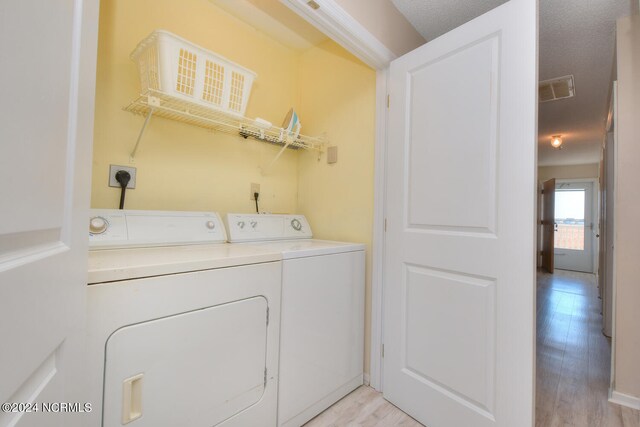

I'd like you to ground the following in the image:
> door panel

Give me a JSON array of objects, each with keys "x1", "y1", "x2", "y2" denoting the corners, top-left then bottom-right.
[
  {"x1": 0, "y1": 2, "x2": 72, "y2": 240},
  {"x1": 404, "y1": 266, "x2": 496, "y2": 414},
  {"x1": 542, "y1": 178, "x2": 555, "y2": 273},
  {"x1": 407, "y1": 37, "x2": 498, "y2": 233},
  {"x1": 0, "y1": 1, "x2": 99, "y2": 426},
  {"x1": 383, "y1": 0, "x2": 537, "y2": 426}
]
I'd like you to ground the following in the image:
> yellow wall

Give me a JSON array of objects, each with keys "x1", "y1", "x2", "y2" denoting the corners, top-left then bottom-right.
[
  {"x1": 92, "y1": 0, "x2": 300, "y2": 214},
  {"x1": 336, "y1": 0, "x2": 425, "y2": 55},
  {"x1": 93, "y1": 1, "x2": 377, "y2": 374},
  {"x1": 297, "y1": 41, "x2": 376, "y2": 374}
]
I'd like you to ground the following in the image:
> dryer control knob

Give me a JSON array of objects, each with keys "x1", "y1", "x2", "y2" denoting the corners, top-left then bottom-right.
[
  {"x1": 205, "y1": 221, "x2": 216, "y2": 230},
  {"x1": 89, "y1": 217, "x2": 108, "y2": 234},
  {"x1": 250, "y1": 221, "x2": 257, "y2": 229},
  {"x1": 291, "y1": 218, "x2": 302, "y2": 231},
  {"x1": 237, "y1": 221, "x2": 246, "y2": 229}
]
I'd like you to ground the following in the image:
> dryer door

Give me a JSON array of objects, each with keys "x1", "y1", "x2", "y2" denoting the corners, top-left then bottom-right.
[{"x1": 103, "y1": 297, "x2": 268, "y2": 426}]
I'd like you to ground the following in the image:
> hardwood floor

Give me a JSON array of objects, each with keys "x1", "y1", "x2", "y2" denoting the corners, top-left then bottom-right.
[
  {"x1": 536, "y1": 269, "x2": 640, "y2": 427},
  {"x1": 304, "y1": 385, "x2": 422, "y2": 427},
  {"x1": 304, "y1": 269, "x2": 640, "y2": 426}
]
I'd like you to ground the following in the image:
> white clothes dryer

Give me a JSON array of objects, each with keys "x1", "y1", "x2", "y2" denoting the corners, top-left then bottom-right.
[
  {"x1": 86, "y1": 210, "x2": 282, "y2": 427},
  {"x1": 226, "y1": 214, "x2": 365, "y2": 427}
]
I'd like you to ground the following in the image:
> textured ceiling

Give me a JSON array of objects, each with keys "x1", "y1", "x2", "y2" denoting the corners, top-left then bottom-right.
[
  {"x1": 537, "y1": 0, "x2": 636, "y2": 166},
  {"x1": 391, "y1": 0, "x2": 638, "y2": 167},
  {"x1": 389, "y1": 0, "x2": 508, "y2": 42}
]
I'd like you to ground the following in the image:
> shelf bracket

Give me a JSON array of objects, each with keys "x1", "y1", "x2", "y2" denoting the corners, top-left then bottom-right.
[
  {"x1": 130, "y1": 108, "x2": 154, "y2": 160},
  {"x1": 262, "y1": 135, "x2": 294, "y2": 175}
]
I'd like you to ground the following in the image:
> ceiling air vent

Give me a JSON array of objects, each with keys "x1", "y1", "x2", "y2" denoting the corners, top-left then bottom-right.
[{"x1": 539, "y1": 75, "x2": 575, "y2": 103}]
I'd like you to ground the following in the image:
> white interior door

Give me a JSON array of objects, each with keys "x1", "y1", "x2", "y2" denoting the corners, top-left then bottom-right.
[
  {"x1": 382, "y1": 0, "x2": 537, "y2": 426},
  {"x1": 0, "y1": 1, "x2": 98, "y2": 426},
  {"x1": 553, "y1": 181, "x2": 595, "y2": 273}
]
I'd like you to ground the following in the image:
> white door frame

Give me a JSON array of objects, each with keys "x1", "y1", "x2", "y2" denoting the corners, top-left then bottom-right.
[
  {"x1": 369, "y1": 67, "x2": 389, "y2": 390},
  {"x1": 279, "y1": 0, "x2": 394, "y2": 390},
  {"x1": 606, "y1": 81, "x2": 627, "y2": 408}
]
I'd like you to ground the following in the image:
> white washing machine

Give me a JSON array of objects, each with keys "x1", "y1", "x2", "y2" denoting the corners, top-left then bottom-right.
[
  {"x1": 225, "y1": 214, "x2": 365, "y2": 427},
  {"x1": 86, "y1": 209, "x2": 282, "y2": 427}
]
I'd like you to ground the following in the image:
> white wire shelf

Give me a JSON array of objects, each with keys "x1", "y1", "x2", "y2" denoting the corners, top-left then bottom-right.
[{"x1": 123, "y1": 90, "x2": 326, "y2": 159}]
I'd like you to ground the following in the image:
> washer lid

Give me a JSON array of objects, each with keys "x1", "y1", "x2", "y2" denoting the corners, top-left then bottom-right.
[
  {"x1": 88, "y1": 244, "x2": 281, "y2": 284},
  {"x1": 240, "y1": 239, "x2": 365, "y2": 259}
]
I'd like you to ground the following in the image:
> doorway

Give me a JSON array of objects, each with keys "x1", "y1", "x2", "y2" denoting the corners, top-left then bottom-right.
[{"x1": 554, "y1": 180, "x2": 596, "y2": 273}]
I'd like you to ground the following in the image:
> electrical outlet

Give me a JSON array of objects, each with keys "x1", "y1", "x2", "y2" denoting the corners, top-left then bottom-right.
[
  {"x1": 250, "y1": 183, "x2": 260, "y2": 200},
  {"x1": 109, "y1": 165, "x2": 137, "y2": 189}
]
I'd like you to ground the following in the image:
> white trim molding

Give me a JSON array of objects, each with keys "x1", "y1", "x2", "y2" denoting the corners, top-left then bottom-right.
[
  {"x1": 609, "y1": 389, "x2": 640, "y2": 410},
  {"x1": 609, "y1": 81, "x2": 618, "y2": 396},
  {"x1": 279, "y1": 0, "x2": 397, "y2": 69},
  {"x1": 369, "y1": 68, "x2": 389, "y2": 391}
]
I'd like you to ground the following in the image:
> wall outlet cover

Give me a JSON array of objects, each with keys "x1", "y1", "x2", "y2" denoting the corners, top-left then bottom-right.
[
  {"x1": 327, "y1": 146, "x2": 338, "y2": 164},
  {"x1": 109, "y1": 165, "x2": 137, "y2": 189}
]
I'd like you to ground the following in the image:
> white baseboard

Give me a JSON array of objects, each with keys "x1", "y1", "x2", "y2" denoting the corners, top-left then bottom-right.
[
  {"x1": 609, "y1": 389, "x2": 640, "y2": 410},
  {"x1": 363, "y1": 373, "x2": 370, "y2": 386}
]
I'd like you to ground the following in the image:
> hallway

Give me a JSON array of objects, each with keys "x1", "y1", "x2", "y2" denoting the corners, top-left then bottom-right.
[{"x1": 536, "y1": 269, "x2": 640, "y2": 426}]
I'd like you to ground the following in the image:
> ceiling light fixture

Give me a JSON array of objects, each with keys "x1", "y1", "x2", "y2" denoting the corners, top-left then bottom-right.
[{"x1": 551, "y1": 135, "x2": 563, "y2": 149}]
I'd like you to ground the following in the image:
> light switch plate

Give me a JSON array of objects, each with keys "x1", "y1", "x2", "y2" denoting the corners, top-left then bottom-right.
[
  {"x1": 327, "y1": 146, "x2": 338, "y2": 164},
  {"x1": 109, "y1": 165, "x2": 137, "y2": 189}
]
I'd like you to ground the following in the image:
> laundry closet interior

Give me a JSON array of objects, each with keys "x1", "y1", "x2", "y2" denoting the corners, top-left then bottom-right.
[
  {"x1": 92, "y1": 0, "x2": 375, "y2": 243},
  {"x1": 89, "y1": 0, "x2": 376, "y2": 426}
]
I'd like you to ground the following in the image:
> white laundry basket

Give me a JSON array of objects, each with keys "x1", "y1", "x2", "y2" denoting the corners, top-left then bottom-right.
[{"x1": 131, "y1": 30, "x2": 257, "y2": 116}]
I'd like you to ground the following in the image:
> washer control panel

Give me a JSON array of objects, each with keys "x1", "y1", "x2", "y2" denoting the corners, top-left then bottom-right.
[
  {"x1": 225, "y1": 214, "x2": 312, "y2": 242},
  {"x1": 89, "y1": 209, "x2": 227, "y2": 249}
]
